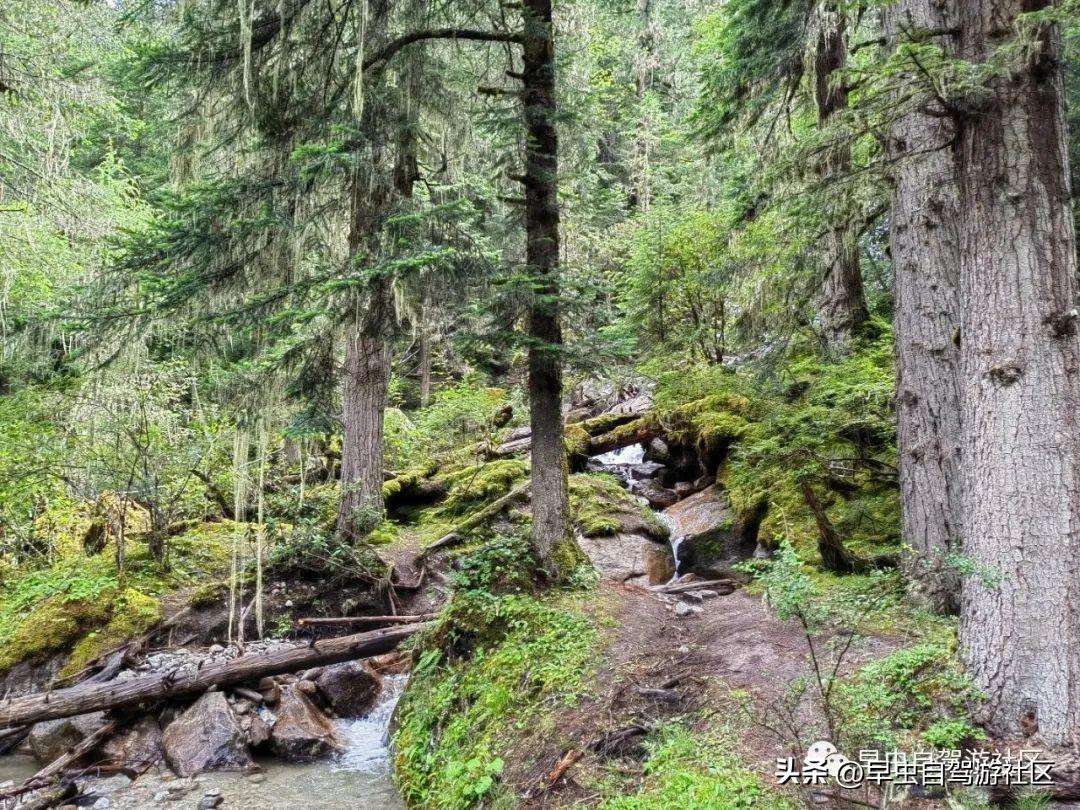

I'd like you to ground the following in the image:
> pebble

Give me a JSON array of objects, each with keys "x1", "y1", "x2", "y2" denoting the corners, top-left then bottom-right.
[
  {"x1": 92, "y1": 798, "x2": 111, "y2": 809},
  {"x1": 284, "y1": 599, "x2": 294, "y2": 608},
  {"x1": 247, "y1": 774, "x2": 266, "y2": 785},
  {"x1": 674, "y1": 601, "x2": 701, "y2": 618},
  {"x1": 208, "y1": 644, "x2": 224, "y2": 654},
  {"x1": 95, "y1": 774, "x2": 133, "y2": 793},
  {"x1": 197, "y1": 792, "x2": 224, "y2": 809}
]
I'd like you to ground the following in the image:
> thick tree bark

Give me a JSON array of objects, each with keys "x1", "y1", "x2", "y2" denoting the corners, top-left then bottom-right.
[
  {"x1": 955, "y1": 0, "x2": 1080, "y2": 746},
  {"x1": 336, "y1": 0, "x2": 415, "y2": 542},
  {"x1": 814, "y1": 3, "x2": 869, "y2": 353},
  {"x1": 337, "y1": 292, "x2": 393, "y2": 542},
  {"x1": 885, "y1": 0, "x2": 962, "y2": 613},
  {"x1": 521, "y1": 0, "x2": 571, "y2": 576},
  {"x1": 0, "y1": 624, "x2": 426, "y2": 729}
]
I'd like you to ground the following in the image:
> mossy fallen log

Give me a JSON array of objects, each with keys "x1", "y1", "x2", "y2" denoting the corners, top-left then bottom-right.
[
  {"x1": 418, "y1": 482, "x2": 532, "y2": 558},
  {"x1": 491, "y1": 401, "x2": 651, "y2": 458}
]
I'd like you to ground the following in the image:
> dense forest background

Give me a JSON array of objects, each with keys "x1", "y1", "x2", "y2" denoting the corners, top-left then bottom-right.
[{"x1": 1, "y1": 0, "x2": 1079, "y2": 806}]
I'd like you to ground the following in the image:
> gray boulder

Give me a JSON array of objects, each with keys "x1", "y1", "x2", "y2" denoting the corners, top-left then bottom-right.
[
  {"x1": 315, "y1": 661, "x2": 382, "y2": 717},
  {"x1": 635, "y1": 479, "x2": 678, "y2": 509},
  {"x1": 163, "y1": 692, "x2": 253, "y2": 776},
  {"x1": 665, "y1": 485, "x2": 763, "y2": 576},
  {"x1": 270, "y1": 684, "x2": 345, "y2": 761},
  {"x1": 28, "y1": 711, "x2": 107, "y2": 764}
]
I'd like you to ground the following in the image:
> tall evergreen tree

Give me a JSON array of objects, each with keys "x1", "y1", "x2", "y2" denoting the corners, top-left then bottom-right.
[
  {"x1": 953, "y1": 0, "x2": 1080, "y2": 744},
  {"x1": 884, "y1": 0, "x2": 963, "y2": 613}
]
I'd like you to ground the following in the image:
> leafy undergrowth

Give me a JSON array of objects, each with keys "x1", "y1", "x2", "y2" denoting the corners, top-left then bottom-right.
[
  {"x1": 744, "y1": 541, "x2": 979, "y2": 760},
  {"x1": 597, "y1": 723, "x2": 797, "y2": 810},
  {"x1": 394, "y1": 589, "x2": 602, "y2": 808}
]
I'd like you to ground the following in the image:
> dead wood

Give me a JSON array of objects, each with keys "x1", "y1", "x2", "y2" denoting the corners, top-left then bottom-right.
[{"x1": 0, "y1": 623, "x2": 428, "y2": 729}]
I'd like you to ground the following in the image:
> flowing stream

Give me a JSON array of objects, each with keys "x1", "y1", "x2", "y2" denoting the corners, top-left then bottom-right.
[
  {"x1": 589, "y1": 442, "x2": 687, "y2": 578},
  {"x1": 0, "y1": 676, "x2": 408, "y2": 809}
]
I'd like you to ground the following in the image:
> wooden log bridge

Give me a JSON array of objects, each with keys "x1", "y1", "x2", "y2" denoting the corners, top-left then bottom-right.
[{"x1": 0, "y1": 623, "x2": 430, "y2": 729}]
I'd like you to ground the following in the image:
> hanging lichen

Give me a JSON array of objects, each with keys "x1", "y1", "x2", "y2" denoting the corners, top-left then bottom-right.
[
  {"x1": 237, "y1": 0, "x2": 254, "y2": 108},
  {"x1": 254, "y1": 419, "x2": 268, "y2": 640},
  {"x1": 353, "y1": 0, "x2": 368, "y2": 120}
]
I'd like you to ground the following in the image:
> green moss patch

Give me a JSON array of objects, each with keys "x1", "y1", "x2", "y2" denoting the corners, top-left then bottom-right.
[
  {"x1": 0, "y1": 517, "x2": 239, "y2": 676},
  {"x1": 569, "y1": 473, "x2": 668, "y2": 540},
  {"x1": 61, "y1": 587, "x2": 162, "y2": 677},
  {"x1": 393, "y1": 592, "x2": 601, "y2": 808}
]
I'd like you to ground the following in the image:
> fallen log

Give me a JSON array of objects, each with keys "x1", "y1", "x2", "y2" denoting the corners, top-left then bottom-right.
[
  {"x1": 0, "y1": 721, "x2": 116, "y2": 802},
  {"x1": 650, "y1": 578, "x2": 735, "y2": 595},
  {"x1": 584, "y1": 418, "x2": 663, "y2": 458},
  {"x1": 296, "y1": 613, "x2": 435, "y2": 628},
  {"x1": 418, "y1": 482, "x2": 531, "y2": 559},
  {"x1": 0, "y1": 623, "x2": 429, "y2": 729},
  {"x1": 15, "y1": 781, "x2": 76, "y2": 810},
  {"x1": 492, "y1": 400, "x2": 653, "y2": 457}
]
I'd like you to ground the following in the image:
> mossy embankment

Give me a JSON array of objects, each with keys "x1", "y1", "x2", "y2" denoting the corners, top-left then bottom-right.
[{"x1": 0, "y1": 507, "x2": 238, "y2": 679}]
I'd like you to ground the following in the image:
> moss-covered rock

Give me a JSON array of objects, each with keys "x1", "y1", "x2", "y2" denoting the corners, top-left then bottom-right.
[
  {"x1": 0, "y1": 594, "x2": 115, "y2": 675},
  {"x1": 61, "y1": 587, "x2": 162, "y2": 677},
  {"x1": 569, "y1": 473, "x2": 668, "y2": 541}
]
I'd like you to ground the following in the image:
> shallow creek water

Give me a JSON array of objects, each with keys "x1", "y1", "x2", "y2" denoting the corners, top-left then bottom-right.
[{"x1": 0, "y1": 676, "x2": 407, "y2": 809}]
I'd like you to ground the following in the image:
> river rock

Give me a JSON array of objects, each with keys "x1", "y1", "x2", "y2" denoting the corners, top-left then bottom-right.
[
  {"x1": 629, "y1": 462, "x2": 665, "y2": 481},
  {"x1": 315, "y1": 661, "x2": 382, "y2": 717},
  {"x1": 644, "y1": 541, "x2": 676, "y2": 584},
  {"x1": 270, "y1": 684, "x2": 345, "y2": 761},
  {"x1": 239, "y1": 708, "x2": 271, "y2": 748},
  {"x1": 256, "y1": 676, "x2": 281, "y2": 705},
  {"x1": 635, "y1": 479, "x2": 678, "y2": 509},
  {"x1": 101, "y1": 716, "x2": 164, "y2": 769},
  {"x1": 162, "y1": 692, "x2": 253, "y2": 776},
  {"x1": 664, "y1": 485, "x2": 761, "y2": 576},
  {"x1": 644, "y1": 437, "x2": 671, "y2": 464},
  {"x1": 29, "y1": 711, "x2": 108, "y2": 763}
]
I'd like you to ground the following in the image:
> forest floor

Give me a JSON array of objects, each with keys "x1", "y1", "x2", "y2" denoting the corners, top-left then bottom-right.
[{"x1": 491, "y1": 572, "x2": 914, "y2": 808}]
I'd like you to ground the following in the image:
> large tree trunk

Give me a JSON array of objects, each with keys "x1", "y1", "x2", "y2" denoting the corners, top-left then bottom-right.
[
  {"x1": 336, "y1": 0, "x2": 396, "y2": 542},
  {"x1": 521, "y1": 0, "x2": 571, "y2": 576},
  {"x1": 337, "y1": 289, "x2": 393, "y2": 542},
  {"x1": 885, "y1": 0, "x2": 962, "y2": 613},
  {"x1": 955, "y1": 0, "x2": 1080, "y2": 746},
  {"x1": 814, "y1": 3, "x2": 869, "y2": 353}
]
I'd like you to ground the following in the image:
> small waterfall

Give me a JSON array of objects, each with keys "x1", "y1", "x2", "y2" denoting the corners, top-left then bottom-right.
[
  {"x1": 656, "y1": 511, "x2": 684, "y2": 581},
  {"x1": 592, "y1": 443, "x2": 645, "y2": 466},
  {"x1": 333, "y1": 674, "x2": 407, "y2": 773},
  {"x1": 590, "y1": 442, "x2": 648, "y2": 488}
]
